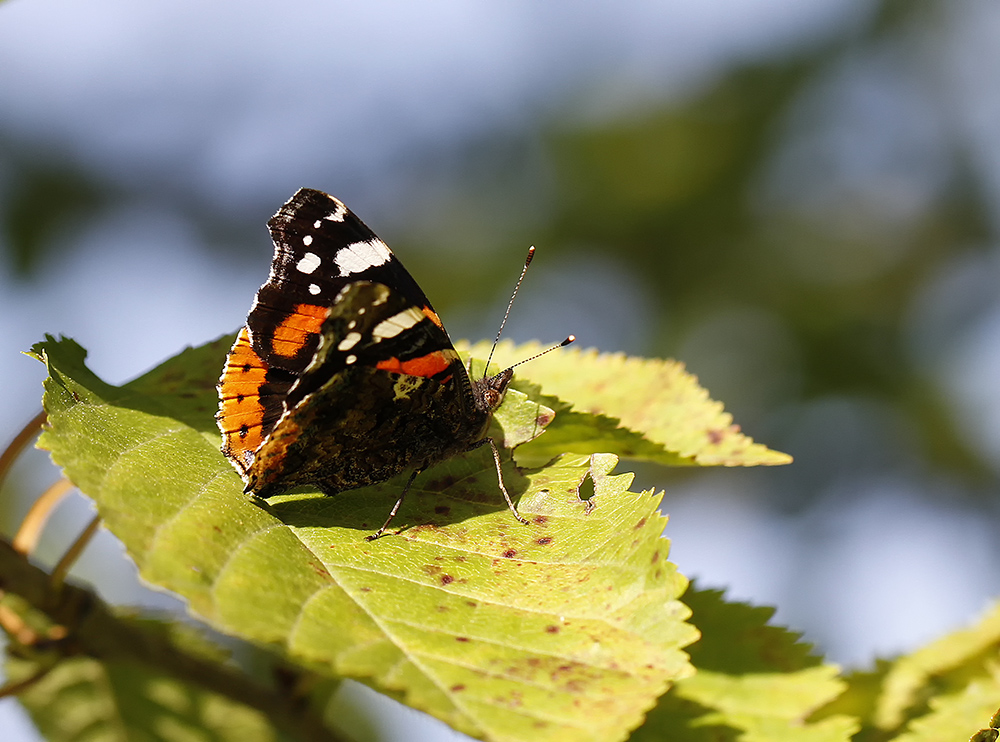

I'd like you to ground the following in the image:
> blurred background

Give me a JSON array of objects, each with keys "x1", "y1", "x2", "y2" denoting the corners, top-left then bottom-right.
[{"x1": 2, "y1": 0, "x2": 1000, "y2": 739}]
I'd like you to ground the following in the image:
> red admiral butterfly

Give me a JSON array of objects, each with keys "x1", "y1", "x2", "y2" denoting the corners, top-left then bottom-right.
[{"x1": 217, "y1": 188, "x2": 571, "y2": 539}]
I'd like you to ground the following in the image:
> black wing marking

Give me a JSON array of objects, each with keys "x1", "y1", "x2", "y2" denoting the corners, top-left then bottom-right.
[{"x1": 247, "y1": 187, "x2": 437, "y2": 375}]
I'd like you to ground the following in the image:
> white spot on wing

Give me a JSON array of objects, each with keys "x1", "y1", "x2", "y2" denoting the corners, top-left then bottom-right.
[
  {"x1": 373, "y1": 306, "x2": 424, "y2": 341},
  {"x1": 324, "y1": 202, "x2": 348, "y2": 222},
  {"x1": 338, "y1": 332, "x2": 362, "y2": 351},
  {"x1": 335, "y1": 239, "x2": 392, "y2": 275},
  {"x1": 303, "y1": 235, "x2": 313, "y2": 246},
  {"x1": 308, "y1": 283, "x2": 321, "y2": 295},
  {"x1": 296, "y1": 252, "x2": 321, "y2": 274},
  {"x1": 313, "y1": 220, "x2": 322, "y2": 228},
  {"x1": 345, "y1": 354, "x2": 357, "y2": 364}
]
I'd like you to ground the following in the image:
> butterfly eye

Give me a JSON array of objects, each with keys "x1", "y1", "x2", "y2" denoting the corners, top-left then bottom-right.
[{"x1": 481, "y1": 389, "x2": 503, "y2": 410}]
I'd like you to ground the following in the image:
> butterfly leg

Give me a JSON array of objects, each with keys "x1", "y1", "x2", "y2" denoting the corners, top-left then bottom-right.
[
  {"x1": 366, "y1": 467, "x2": 422, "y2": 541},
  {"x1": 468, "y1": 437, "x2": 529, "y2": 526}
]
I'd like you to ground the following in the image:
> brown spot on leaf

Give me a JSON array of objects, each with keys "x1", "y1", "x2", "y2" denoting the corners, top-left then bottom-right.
[
  {"x1": 635, "y1": 517, "x2": 646, "y2": 529},
  {"x1": 533, "y1": 515, "x2": 549, "y2": 525},
  {"x1": 430, "y1": 474, "x2": 457, "y2": 490},
  {"x1": 502, "y1": 549, "x2": 517, "y2": 558},
  {"x1": 450, "y1": 684, "x2": 466, "y2": 692},
  {"x1": 545, "y1": 625, "x2": 560, "y2": 634},
  {"x1": 536, "y1": 537, "x2": 553, "y2": 546},
  {"x1": 456, "y1": 636, "x2": 469, "y2": 642},
  {"x1": 651, "y1": 550, "x2": 660, "y2": 563},
  {"x1": 441, "y1": 574, "x2": 454, "y2": 585},
  {"x1": 707, "y1": 428, "x2": 725, "y2": 444},
  {"x1": 308, "y1": 561, "x2": 331, "y2": 580}
]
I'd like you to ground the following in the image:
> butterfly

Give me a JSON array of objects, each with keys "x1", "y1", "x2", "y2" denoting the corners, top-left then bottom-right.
[{"x1": 217, "y1": 188, "x2": 570, "y2": 538}]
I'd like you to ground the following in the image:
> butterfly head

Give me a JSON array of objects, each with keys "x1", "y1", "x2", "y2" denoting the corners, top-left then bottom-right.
[{"x1": 471, "y1": 367, "x2": 514, "y2": 414}]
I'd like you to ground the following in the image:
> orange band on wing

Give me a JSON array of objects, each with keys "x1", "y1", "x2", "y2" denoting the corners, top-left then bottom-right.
[
  {"x1": 376, "y1": 350, "x2": 453, "y2": 378},
  {"x1": 421, "y1": 304, "x2": 444, "y2": 329},
  {"x1": 270, "y1": 303, "x2": 329, "y2": 357},
  {"x1": 218, "y1": 328, "x2": 268, "y2": 463}
]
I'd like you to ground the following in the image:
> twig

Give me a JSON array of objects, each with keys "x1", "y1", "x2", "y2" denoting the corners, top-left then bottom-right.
[
  {"x1": 0, "y1": 410, "x2": 47, "y2": 492},
  {"x1": 13, "y1": 477, "x2": 75, "y2": 555},
  {"x1": 50, "y1": 514, "x2": 101, "y2": 589}
]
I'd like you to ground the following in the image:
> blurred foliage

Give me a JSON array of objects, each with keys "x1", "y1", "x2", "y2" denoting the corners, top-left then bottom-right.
[
  {"x1": 0, "y1": 0, "x2": 996, "y2": 500},
  {"x1": 412, "y1": 0, "x2": 998, "y2": 498},
  {"x1": 529, "y1": 85, "x2": 992, "y2": 481},
  {"x1": 0, "y1": 143, "x2": 108, "y2": 276}
]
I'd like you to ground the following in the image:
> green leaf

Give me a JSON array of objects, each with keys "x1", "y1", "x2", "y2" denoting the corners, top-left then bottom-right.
[
  {"x1": 31, "y1": 334, "x2": 698, "y2": 742},
  {"x1": 680, "y1": 587, "x2": 822, "y2": 674},
  {"x1": 466, "y1": 341, "x2": 793, "y2": 467},
  {"x1": 872, "y1": 601, "x2": 1000, "y2": 735},
  {"x1": 1, "y1": 538, "x2": 343, "y2": 742},
  {"x1": 632, "y1": 587, "x2": 855, "y2": 742},
  {"x1": 7, "y1": 627, "x2": 288, "y2": 742},
  {"x1": 670, "y1": 668, "x2": 856, "y2": 742},
  {"x1": 808, "y1": 602, "x2": 1000, "y2": 741},
  {"x1": 892, "y1": 674, "x2": 1000, "y2": 742}
]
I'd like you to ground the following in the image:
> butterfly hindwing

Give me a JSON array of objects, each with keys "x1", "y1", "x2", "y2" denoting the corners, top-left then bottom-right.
[{"x1": 245, "y1": 281, "x2": 488, "y2": 498}]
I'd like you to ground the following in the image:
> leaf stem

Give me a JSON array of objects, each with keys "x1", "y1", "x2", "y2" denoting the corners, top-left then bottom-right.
[
  {"x1": 0, "y1": 409, "x2": 47, "y2": 492},
  {"x1": 12, "y1": 477, "x2": 75, "y2": 555},
  {"x1": 50, "y1": 513, "x2": 101, "y2": 588}
]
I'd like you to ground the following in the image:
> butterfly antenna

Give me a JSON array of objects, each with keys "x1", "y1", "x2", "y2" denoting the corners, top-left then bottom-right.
[
  {"x1": 499, "y1": 335, "x2": 576, "y2": 376},
  {"x1": 483, "y1": 246, "x2": 535, "y2": 379}
]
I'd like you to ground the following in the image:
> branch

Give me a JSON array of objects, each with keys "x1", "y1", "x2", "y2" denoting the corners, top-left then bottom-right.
[{"x1": 0, "y1": 538, "x2": 349, "y2": 742}]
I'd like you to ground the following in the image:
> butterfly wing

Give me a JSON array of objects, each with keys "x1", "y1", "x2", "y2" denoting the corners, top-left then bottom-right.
[
  {"x1": 218, "y1": 188, "x2": 483, "y2": 496},
  {"x1": 245, "y1": 281, "x2": 489, "y2": 498},
  {"x1": 249, "y1": 187, "x2": 443, "y2": 374}
]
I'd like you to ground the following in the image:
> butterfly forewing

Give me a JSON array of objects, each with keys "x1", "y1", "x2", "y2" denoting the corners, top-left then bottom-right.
[
  {"x1": 218, "y1": 187, "x2": 509, "y2": 506},
  {"x1": 249, "y1": 188, "x2": 437, "y2": 373}
]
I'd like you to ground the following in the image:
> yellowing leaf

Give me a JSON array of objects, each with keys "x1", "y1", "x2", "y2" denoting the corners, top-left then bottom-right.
[
  {"x1": 468, "y1": 341, "x2": 792, "y2": 467},
  {"x1": 31, "y1": 335, "x2": 698, "y2": 742},
  {"x1": 874, "y1": 601, "x2": 1000, "y2": 733}
]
